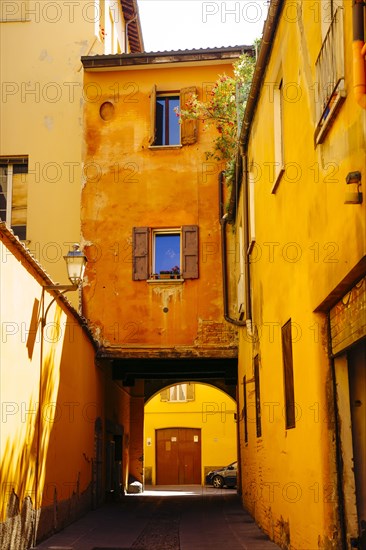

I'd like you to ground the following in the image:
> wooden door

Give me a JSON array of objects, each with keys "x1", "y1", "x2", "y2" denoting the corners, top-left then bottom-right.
[{"x1": 156, "y1": 428, "x2": 201, "y2": 485}]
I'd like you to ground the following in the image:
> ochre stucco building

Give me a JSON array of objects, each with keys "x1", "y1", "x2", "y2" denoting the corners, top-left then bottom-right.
[
  {"x1": 0, "y1": 0, "x2": 143, "y2": 294},
  {"x1": 226, "y1": 0, "x2": 366, "y2": 548},
  {"x1": 80, "y1": 47, "x2": 248, "y2": 484}
]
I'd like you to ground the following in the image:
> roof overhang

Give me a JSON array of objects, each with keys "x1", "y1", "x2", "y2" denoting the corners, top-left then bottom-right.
[
  {"x1": 81, "y1": 46, "x2": 253, "y2": 71},
  {"x1": 120, "y1": 0, "x2": 144, "y2": 53}
]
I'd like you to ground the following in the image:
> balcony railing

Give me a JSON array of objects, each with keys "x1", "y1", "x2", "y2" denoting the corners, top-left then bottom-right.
[{"x1": 314, "y1": 7, "x2": 346, "y2": 144}]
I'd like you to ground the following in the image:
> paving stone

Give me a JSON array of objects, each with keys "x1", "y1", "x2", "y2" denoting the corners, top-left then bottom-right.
[{"x1": 35, "y1": 486, "x2": 280, "y2": 550}]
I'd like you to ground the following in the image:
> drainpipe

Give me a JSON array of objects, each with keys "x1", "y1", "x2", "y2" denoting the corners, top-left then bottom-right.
[
  {"x1": 241, "y1": 154, "x2": 252, "y2": 324},
  {"x1": 353, "y1": 0, "x2": 366, "y2": 109},
  {"x1": 227, "y1": 0, "x2": 284, "y2": 219},
  {"x1": 224, "y1": 0, "x2": 284, "y2": 326},
  {"x1": 125, "y1": 15, "x2": 137, "y2": 53}
]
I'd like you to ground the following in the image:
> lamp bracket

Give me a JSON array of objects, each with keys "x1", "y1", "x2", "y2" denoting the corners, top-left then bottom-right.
[{"x1": 41, "y1": 285, "x2": 78, "y2": 327}]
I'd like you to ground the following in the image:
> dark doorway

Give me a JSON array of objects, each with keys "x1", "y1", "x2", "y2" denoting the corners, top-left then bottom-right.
[{"x1": 348, "y1": 341, "x2": 366, "y2": 540}]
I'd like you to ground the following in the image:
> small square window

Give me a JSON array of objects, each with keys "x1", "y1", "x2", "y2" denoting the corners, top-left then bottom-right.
[
  {"x1": 160, "y1": 383, "x2": 195, "y2": 402},
  {"x1": 149, "y1": 86, "x2": 197, "y2": 147},
  {"x1": 156, "y1": 96, "x2": 180, "y2": 146}
]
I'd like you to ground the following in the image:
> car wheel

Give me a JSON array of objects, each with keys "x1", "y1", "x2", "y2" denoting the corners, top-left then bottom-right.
[{"x1": 212, "y1": 475, "x2": 224, "y2": 488}]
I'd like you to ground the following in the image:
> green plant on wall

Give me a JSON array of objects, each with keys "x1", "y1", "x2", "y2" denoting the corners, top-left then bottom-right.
[{"x1": 176, "y1": 49, "x2": 257, "y2": 186}]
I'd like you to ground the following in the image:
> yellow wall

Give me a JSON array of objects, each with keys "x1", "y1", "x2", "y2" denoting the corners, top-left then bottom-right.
[
  {"x1": 233, "y1": 1, "x2": 366, "y2": 549},
  {"x1": 144, "y1": 383, "x2": 237, "y2": 485},
  {"x1": 0, "y1": 227, "x2": 100, "y2": 545},
  {"x1": 0, "y1": 1, "x2": 129, "y2": 303}
]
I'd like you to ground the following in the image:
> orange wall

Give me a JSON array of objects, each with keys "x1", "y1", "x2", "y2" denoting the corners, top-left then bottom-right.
[{"x1": 81, "y1": 61, "x2": 238, "y2": 350}]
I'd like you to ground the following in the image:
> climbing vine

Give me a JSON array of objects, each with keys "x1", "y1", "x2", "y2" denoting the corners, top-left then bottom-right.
[{"x1": 176, "y1": 50, "x2": 257, "y2": 185}]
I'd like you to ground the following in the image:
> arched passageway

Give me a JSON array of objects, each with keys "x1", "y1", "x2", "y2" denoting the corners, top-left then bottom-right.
[{"x1": 144, "y1": 382, "x2": 237, "y2": 487}]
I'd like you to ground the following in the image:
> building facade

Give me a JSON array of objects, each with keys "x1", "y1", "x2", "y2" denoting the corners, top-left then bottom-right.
[
  {"x1": 0, "y1": 2, "x2": 145, "y2": 547},
  {"x1": 0, "y1": 0, "x2": 143, "y2": 293},
  {"x1": 227, "y1": 0, "x2": 366, "y2": 548},
  {"x1": 0, "y1": 224, "x2": 96, "y2": 547},
  {"x1": 80, "y1": 47, "x2": 247, "y2": 483}
]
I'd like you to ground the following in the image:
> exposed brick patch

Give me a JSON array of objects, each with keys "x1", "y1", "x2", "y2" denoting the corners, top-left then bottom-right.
[{"x1": 195, "y1": 319, "x2": 238, "y2": 347}]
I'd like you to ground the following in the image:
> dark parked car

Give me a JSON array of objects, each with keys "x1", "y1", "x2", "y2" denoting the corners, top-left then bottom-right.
[{"x1": 205, "y1": 461, "x2": 237, "y2": 488}]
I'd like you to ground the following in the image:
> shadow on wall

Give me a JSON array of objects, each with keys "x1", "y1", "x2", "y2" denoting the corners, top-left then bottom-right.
[{"x1": 0, "y1": 305, "x2": 91, "y2": 549}]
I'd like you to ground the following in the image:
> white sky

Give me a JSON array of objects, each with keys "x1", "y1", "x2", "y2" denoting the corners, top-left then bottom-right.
[{"x1": 136, "y1": 0, "x2": 268, "y2": 52}]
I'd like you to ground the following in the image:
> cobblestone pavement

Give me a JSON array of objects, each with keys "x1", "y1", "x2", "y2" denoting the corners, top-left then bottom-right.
[{"x1": 35, "y1": 486, "x2": 280, "y2": 550}]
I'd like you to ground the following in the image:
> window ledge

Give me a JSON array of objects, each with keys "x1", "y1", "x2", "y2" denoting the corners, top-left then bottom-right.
[
  {"x1": 147, "y1": 278, "x2": 184, "y2": 284},
  {"x1": 247, "y1": 239, "x2": 256, "y2": 255},
  {"x1": 148, "y1": 145, "x2": 182, "y2": 150},
  {"x1": 314, "y1": 89, "x2": 346, "y2": 146}
]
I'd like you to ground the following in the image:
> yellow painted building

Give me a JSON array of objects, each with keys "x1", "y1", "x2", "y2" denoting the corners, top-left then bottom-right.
[
  {"x1": 0, "y1": 221, "x2": 144, "y2": 547},
  {"x1": 226, "y1": 0, "x2": 366, "y2": 548},
  {"x1": 0, "y1": 0, "x2": 143, "y2": 296},
  {"x1": 144, "y1": 383, "x2": 237, "y2": 486},
  {"x1": 0, "y1": 224, "x2": 96, "y2": 546}
]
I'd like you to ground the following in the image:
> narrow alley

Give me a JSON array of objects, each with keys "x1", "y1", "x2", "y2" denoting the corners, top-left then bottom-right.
[{"x1": 34, "y1": 487, "x2": 280, "y2": 550}]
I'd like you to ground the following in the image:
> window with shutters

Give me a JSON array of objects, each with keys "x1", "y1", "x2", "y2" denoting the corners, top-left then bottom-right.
[
  {"x1": 281, "y1": 320, "x2": 296, "y2": 429},
  {"x1": 132, "y1": 225, "x2": 199, "y2": 281},
  {"x1": 149, "y1": 86, "x2": 197, "y2": 147},
  {"x1": 0, "y1": 156, "x2": 28, "y2": 240},
  {"x1": 160, "y1": 383, "x2": 195, "y2": 403}
]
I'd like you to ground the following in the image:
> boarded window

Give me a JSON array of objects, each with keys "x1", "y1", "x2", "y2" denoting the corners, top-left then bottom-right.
[
  {"x1": 282, "y1": 320, "x2": 296, "y2": 429},
  {"x1": 254, "y1": 355, "x2": 262, "y2": 437}
]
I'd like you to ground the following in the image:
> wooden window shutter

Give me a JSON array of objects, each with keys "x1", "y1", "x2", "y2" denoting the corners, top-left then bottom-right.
[
  {"x1": 149, "y1": 84, "x2": 157, "y2": 145},
  {"x1": 282, "y1": 320, "x2": 296, "y2": 429},
  {"x1": 186, "y1": 383, "x2": 195, "y2": 401},
  {"x1": 180, "y1": 86, "x2": 197, "y2": 145},
  {"x1": 132, "y1": 227, "x2": 149, "y2": 280},
  {"x1": 160, "y1": 388, "x2": 169, "y2": 402},
  {"x1": 182, "y1": 225, "x2": 199, "y2": 279}
]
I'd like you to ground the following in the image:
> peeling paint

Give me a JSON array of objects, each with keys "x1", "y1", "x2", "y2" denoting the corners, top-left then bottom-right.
[
  {"x1": 43, "y1": 116, "x2": 54, "y2": 131},
  {"x1": 318, "y1": 528, "x2": 341, "y2": 550},
  {"x1": 152, "y1": 284, "x2": 183, "y2": 309},
  {"x1": 275, "y1": 516, "x2": 290, "y2": 550},
  {"x1": 39, "y1": 49, "x2": 53, "y2": 63}
]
